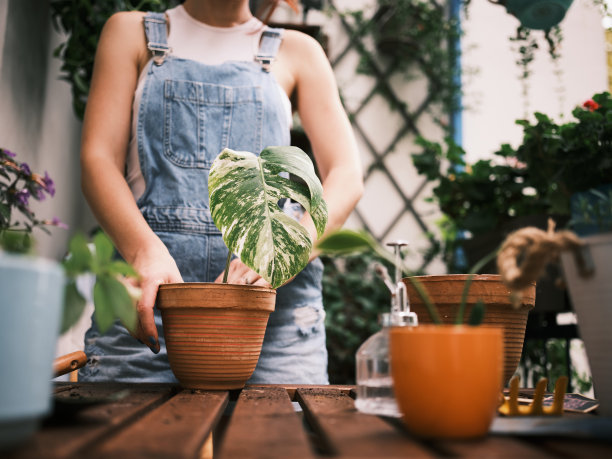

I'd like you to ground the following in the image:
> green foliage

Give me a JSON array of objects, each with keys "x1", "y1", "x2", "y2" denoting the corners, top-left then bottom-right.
[
  {"x1": 340, "y1": 0, "x2": 461, "y2": 118},
  {"x1": 61, "y1": 231, "x2": 139, "y2": 334},
  {"x1": 412, "y1": 92, "x2": 612, "y2": 270},
  {"x1": 50, "y1": 0, "x2": 179, "y2": 119},
  {"x1": 519, "y1": 338, "x2": 592, "y2": 394},
  {"x1": 317, "y1": 228, "x2": 495, "y2": 327},
  {"x1": 322, "y1": 252, "x2": 395, "y2": 384},
  {"x1": 208, "y1": 147, "x2": 327, "y2": 288},
  {"x1": 570, "y1": 187, "x2": 612, "y2": 234}
]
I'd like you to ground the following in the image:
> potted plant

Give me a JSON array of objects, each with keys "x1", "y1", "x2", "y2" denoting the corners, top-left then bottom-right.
[
  {"x1": 496, "y1": 188, "x2": 612, "y2": 415},
  {"x1": 315, "y1": 229, "x2": 505, "y2": 439},
  {"x1": 500, "y1": 0, "x2": 574, "y2": 30},
  {"x1": 316, "y1": 229, "x2": 534, "y2": 383},
  {"x1": 559, "y1": 192, "x2": 612, "y2": 415},
  {"x1": 156, "y1": 146, "x2": 328, "y2": 390},
  {"x1": 0, "y1": 148, "x2": 139, "y2": 450},
  {"x1": 413, "y1": 92, "x2": 612, "y2": 275}
]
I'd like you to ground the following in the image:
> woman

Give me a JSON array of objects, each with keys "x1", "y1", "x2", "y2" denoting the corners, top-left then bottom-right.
[{"x1": 79, "y1": 0, "x2": 362, "y2": 383}]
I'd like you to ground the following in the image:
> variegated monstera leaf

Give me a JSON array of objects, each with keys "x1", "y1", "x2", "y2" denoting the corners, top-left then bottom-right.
[{"x1": 209, "y1": 146, "x2": 328, "y2": 288}]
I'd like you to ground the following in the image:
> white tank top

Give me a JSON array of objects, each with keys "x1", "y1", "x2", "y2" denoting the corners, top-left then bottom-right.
[{"x1": 126, "y1": 5, "x2": 292, "y2": 200}]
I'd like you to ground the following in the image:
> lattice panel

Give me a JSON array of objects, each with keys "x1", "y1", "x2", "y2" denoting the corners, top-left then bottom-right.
[{"x1": 325, "y1": 0, "x2": 447, "y2": 273}]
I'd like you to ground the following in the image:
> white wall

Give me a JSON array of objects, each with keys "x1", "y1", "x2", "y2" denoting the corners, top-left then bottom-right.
[
  {"x1": 0, "y1": 0, "x2": 92, "y2": 261},
  {"x1": 0, "y1": 0, "x2": 93, "y2": 361},
  {"x1": 462, "y1": 0, "x2": 608, "y2": 163}
]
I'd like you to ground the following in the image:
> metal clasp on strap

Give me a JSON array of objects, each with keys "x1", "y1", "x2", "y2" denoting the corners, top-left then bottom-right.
[
  {"x1": 255, "y1": 55, "x2": 274, "y2": 72},
  {"x1": 148, "y1": 43, "x2": 171, "y2": 66}
]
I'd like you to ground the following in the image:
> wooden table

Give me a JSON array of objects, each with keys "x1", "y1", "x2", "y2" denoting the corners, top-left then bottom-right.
[{"x1": 6, "y1": 383, "x2": 612, "y2": 458}]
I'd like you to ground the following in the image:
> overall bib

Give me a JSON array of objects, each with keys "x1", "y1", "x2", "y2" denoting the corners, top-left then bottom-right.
[{"x1": 80, "y1": 12, "x2": 328, "y2": 384}]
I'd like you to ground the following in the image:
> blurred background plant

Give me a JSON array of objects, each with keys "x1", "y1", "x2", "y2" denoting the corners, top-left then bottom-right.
[
  {"x1": 1, "y1": 146, "x2": 138, "y2": 335},
  {"x1": 322, "y1": 251, "x2": 404, "y2": 384},
  {"x1": 1, "y1": 147, "x2": 63, "y2": 252},
  {"x1": 50, "y1": 0, "x2": 178, "y2": 119},
  {"x1": 412, "y1": 91, "x2": 612, "y2": 272}
]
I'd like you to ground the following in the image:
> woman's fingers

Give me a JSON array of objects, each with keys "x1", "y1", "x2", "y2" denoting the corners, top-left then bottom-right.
[
  {"x1": 214, "y1": 259, "x2": 268, "y2": 286},
  {"x1": 136, "y1": 279, "x2": 161, "y2": 354}
]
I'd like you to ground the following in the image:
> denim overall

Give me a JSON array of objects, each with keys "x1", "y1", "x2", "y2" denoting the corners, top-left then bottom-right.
[{"x1": 80, "y1": 12, "x2": 328, "y2": 384}]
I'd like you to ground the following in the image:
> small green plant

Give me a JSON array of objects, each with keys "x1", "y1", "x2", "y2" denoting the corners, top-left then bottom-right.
[
  {"x1": 1, "y1": 147, "x2": 138, "y2": 335},
  {"x1": 61, "y1": 231, "x2": 139, "y2": 334},
  {"x1": 316, "y1": 229, "x2": 496, "y2": 326},
  {"x1": 208, "y1": 146, "x2": 328, "y2": 288}
]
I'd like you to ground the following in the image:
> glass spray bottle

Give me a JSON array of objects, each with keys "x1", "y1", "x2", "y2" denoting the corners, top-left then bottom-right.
[{"x1": 354, "y1": 241, "x2": 418, "y2": 417}]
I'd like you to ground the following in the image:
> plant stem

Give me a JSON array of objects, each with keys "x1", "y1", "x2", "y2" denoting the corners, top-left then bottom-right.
[
  {"x1": 371, "y1": 244, "x2": 442, "y2": 324},
  {"x1": 406, "y1": 276, "x2": 442, "y2": 324},
  {"x1": 455, "y1": 248, "x2": 499, "y2": 325},
  {"x1": 222, "y1": 251, "x2": 232, "y2": 284}
]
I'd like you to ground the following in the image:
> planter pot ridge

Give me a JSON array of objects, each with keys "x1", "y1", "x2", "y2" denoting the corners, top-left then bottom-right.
[
  {"x1": 402, "y1": 274, "x2": 535, "y2": 384},
  {"x1": 157, "y1": 282, "x2": 276, "y2": 390}
]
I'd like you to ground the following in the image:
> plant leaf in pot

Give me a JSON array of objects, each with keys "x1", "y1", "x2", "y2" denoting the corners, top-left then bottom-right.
[
  {"x1": 209, "y1": 146, "x2": 328, "y2": 288},
  {"x1": 157, "y1": 146, "x2": 328, "y2": 390}
]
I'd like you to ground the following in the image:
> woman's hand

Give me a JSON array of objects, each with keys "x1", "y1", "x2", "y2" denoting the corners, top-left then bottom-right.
[
  {"x1": 214, "y1": 258, "x2": 271, "y2": 288},
  {"x1": 129, "y1": 244, "x2": 183, "y2": 353}
]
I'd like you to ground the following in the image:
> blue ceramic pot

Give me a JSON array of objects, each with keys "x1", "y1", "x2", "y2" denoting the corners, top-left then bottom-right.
[
  {"x1": 0, "y1": 252, "x2": 64, "y2": 451},
  {"x1": 505, "y1": 0, "x2": 574, "y2": 30}
]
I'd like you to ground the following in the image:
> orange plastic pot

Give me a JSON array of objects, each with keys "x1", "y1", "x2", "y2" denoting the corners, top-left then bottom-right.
[
  {"x1": 390, "y1": 325, "x2": 503, "y2": 439},
  {"x1": 157, "y1": 283, "x2": 276, "y2": 390},
  {"x1": 402, "y1": 274, "x2": 534, "y2": 384}
]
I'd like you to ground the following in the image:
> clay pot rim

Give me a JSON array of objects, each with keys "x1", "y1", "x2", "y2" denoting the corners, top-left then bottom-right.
[
  {"x1": 391, "y1": 324, "x2": 504, "y2": 335},
  {"x1": 159, "y1": 282, "x2": 276, "y2": 294},
  {"x1": 403, "y1": 274, "x2": 535, "y2": 286}
]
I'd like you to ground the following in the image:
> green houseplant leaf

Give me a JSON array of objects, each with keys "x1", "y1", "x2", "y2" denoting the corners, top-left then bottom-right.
[{"x1": 209, "y1": 147, "x2": 328, "y2": 288}]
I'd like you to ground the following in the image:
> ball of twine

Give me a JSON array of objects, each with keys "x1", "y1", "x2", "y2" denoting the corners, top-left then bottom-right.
[{"x1": 496, "y1": 219, "x2": 583, "y2": 300}]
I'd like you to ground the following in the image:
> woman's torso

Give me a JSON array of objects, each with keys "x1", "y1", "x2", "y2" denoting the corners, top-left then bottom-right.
[{"x1": 126, "y1": 4, "x2": 293, "y2": 200}]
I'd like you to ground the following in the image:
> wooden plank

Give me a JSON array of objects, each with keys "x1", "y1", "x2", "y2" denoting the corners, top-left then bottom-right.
[
  {"x1": 217, "y1": 386, "x2": 316, "y2": 459},
  {"x1": 7, "y1": 384, "x2": 174, "y2": 459},
  {"x1": 435, "y1": 436, "x2": 560, "y2": 458},
  {"x1": 296, "y1": 388, "x2": 435, "y2": 458},
  {"x1": 530, "y1": 438, "x2": 612, "y2": 458},
  {"x1": 247, "y1": 384, "x2": 354, "y2": 401},
  {"x1": 91, "y1": 389, "x2": 228, "y2": 459}
]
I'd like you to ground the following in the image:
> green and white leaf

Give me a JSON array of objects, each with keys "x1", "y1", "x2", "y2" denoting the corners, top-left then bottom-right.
[{"x1": 209, "y1": 147, "x2": 328, "y2": 288}]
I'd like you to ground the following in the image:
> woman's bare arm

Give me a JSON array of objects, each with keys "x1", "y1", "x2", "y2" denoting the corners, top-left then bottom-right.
[
  {"x1": 284, "y1": 30, "x2": 364, "y2": 255},
  {"x1": 80, "y1": 12, "x2": 182, "y2": 352}
]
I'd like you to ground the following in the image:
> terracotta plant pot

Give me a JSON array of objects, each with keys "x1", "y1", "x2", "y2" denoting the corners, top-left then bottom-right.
[
  {"x1": 402, "y1": 274, "x2": 535, "y2": 384},
  {"x1": 157, "y1": 283, "x2": 276, "y2": 390},
  {"x1": 390, "y1": 325, "x2": 503, "y2": 439}
]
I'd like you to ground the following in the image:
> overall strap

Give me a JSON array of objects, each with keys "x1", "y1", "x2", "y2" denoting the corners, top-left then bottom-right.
[
  {"x1": 255, "y1": 27, "x2": 283, "y2": 72},
  {"x1": 143, "y1": 12, "x2": 171, "y2": 66}
]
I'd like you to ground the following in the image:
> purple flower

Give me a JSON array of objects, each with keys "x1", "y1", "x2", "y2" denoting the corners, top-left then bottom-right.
[
  {"x1": 20, "y1": 162, "x2": 31, "y2": 176},
  {"x1": 1, "y1": 149, "x2": 16, "y2": 158},
  {"x1": 32, "y1": 185, "x2": 46, "y2": 201},
  {"x1": 43, "y1": 171, "x2": 55, "y2": 197},
  {"x1": 15, "y1": 189, "x2": 30, "y2": 207},
  {"x1": 50, "y1": 217, "x2": 69, "y2": 230}
]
